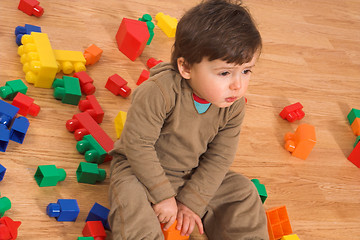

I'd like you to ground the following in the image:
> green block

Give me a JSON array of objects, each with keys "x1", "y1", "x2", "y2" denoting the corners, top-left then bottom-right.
[
  {"x1": 0, "y1": 79, "x2": 28, "y2": 100},
  {"x1": 146, "y1": 22, "x2": 155, "y2": 45},
  {"x1": 76, "y1": 162, "x2": 106, "y2": 184},
  {"x1": 354, "y1": 136, "x2": 360, "y2": 148},
  {"x1": 347, "y1": 108, "x2": 360, "y2": 125},
  {"x1": 0, "y1": 194, "x2": 11, "y2": 217},
  {"x1": 77, "y1": 237, "x2": 95, "y2": 240},
  {"x1": 53, "y1": 76, "x2": 81, "y2": 105},
  {"x1": 251, "y1": 179, "x2": 267, "y2": 204},
  {"x1": 34, "y1": 165, "x2": 66, "y2": 187},
  {"x1": 138, "y1": 14, "x2": 152, "y2": 22},
  {"x1": 76, "y1": 134, "x2": 107, "y2": 164}
]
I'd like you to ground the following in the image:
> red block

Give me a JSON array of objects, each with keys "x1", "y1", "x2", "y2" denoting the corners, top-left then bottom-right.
[
  {"x1": 12, "y1": 92, "x2": 40, "y2": 116},
  {"x1": 84, "y1": 44, "x2": 103, "y2": 65},
  {"x1": 73, "y1": 71, "x2": 96, "y2": 95},
  {"x1": 348, "y1": 142, "x2": 360, "y2": 168},
  {"x1": 18, "y1": 0, "x2": 43, "y2": 17},
  {"x1": 78, "y1": 95, "x2": 104, "y2": 124},
  {"x1": 105, "y1": 74, "x2": 131, "y2": 98},
  {"x1": 82, "y1": 221, "x2": 106, "y2": 240},
  {"x1": 136, "y1": 69, "x2": 150, "y2": 85},
  {"x1": 279, "y1": 102, "x2": 305, "y2": 122},
  {"x1": 0, "y1": 217, "x2": 21, "y2": 240},
  {"x1": 115, "y1": 18, "x2": 150, "y2": 61},
  {"x1": 147, "y1": 57, "x2": 163, "y2": 69}
]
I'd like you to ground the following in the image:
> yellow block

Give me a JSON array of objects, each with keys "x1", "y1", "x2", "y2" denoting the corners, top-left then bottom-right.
[
  {"x1": 281, "y1": 234, "x2": 300, "y2": 240},
  {"x1": 155, "y1": 12, "x2": 177, "y2": 38},
  {"x1": 18, "y1": 32, "x2": 58, "y2": 88},
  {"x1": 53, "y1": 49, "x2": 86, "y2": 74},
  {"x1": 114, "y1": 111, "x2": 127, "y2": 138}
]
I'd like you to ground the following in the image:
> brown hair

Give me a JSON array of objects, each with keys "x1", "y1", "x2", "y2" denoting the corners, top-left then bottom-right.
[{"x1": 171, "y1": 0, "x2": 262, "y2": 72}]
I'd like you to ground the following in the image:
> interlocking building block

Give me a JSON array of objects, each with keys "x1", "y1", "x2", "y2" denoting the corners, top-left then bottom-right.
[
  {"x1": 348, "y1": 141, "x2": 360, "y2": 168},
  {"x1": 0, "y1": 79, "x2": 28, "y2": 100},
  {"x1": 53, "y1": 49, "x2": 86, "y2": 74},
  {"x1": 137, "y1": 69, "x2": 150, "y2": 85},
  {"x1": 251, "y1": 179, "x2": 267, "y2": 204},
  {"x1": 34, "y1": 165, "x2": 66, "y2": 187},
  {"x1": 18, "y1": 32, "x2": 58, "y2": 88},
  {"x1": 53, "y1": 76, "x2": 82, "y2": 105},
  {"x1": 76, "y1": 162, "x2": 106, "y2": 184},
  {"x1": 78, "y1": 237, "x2": 94, "y2": 240},
  {"x1": 139, "y1": 14, "x2": 155, "y2": 45},
  {"x1": 347, "y1": 108, "x2": 360, "y2": 125},
  {"x1": 12, "y1": 92, "x2": 40, "y2": 116},
  {"x1": 84, "y1": 44, "x2": 103, "y2": 65},
  {"x1": 74, "y1": 71, "x2": 96, "y2": 95},
  {"x1": 77, "y1": 135, "x2": 107, "y2": 164},
  {"x1": 9, "y1": 116, "x2": 29, "y2": 144},
  {"x1": 105, "y1": 74, "x2": 131, "y2": 98},
  {"x1": 161, "y1": 220, "x2": 189, "y2": 240},
  {"x1": 15, "y1": 24, "x2": 41, "y2": 46},
  {"x1": 114, "y1": 111, "x2": 127, "y2": 139},
  {"x1": 47, "y1": 199, "x2": 80, "y2": 222},
  {"x1": 284, "y1": 123, "x2": 316, "y2": 160},
  {"x1": 0, "y1": 100, "x2": 19, "y2": 152},
  {"x1": 115, "y1": 18, "x2": 150, "y2": 61},
  {"x1": 351, "y1": 118, "x2": 360, "y2": 136},
  {"x1": 82, "y1": 221, "x2": 106, "y2": 240},
  {"x1": 0, "y1": 164, "x2": 6, "y2": 182},
  {"x1": 147, "y1": 57, "x2": 163, "y2": 69},
  {"x1": 86, "y1": 202, "x2": 110, "y2": 230},
  {"x1": 266, "y1": 206, "x2": 293, "y2": 240},
  {"x1": 0, "y1": 195, "x2": 11, "y2": 217},
  {"x1": 281, "y1": 234, "x2": 300, "y2": 240},
  {"x1": 0, "y1": 217, "x2": 21, "y2": 240},
  {"x1": 18, "y1": 0, "x2": 43, "y2": 17},
  {"x1": 78, "y1": 95, "x2": 104, "y2": 124},
  {"x1": 155, "y1": 12, "x2": 178, "y2": 38},
  {"x1": 279, "y1": 102, "x2": 305, "y2": 122}
]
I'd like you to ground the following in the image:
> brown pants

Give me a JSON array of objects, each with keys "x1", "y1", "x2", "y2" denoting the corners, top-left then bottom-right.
[{"x1": 108, "y1": 160, "x2": 268, "y2": 240}]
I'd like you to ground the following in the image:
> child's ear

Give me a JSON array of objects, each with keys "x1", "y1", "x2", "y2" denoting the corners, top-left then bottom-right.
[{"x1": 177, "y1": 57, "x2": 191, "y2": 79}]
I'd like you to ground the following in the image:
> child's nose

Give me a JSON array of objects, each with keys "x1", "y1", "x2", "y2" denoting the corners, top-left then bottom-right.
[{"x1": 229, "y1": 76, "x2": 242, "y2": 90}]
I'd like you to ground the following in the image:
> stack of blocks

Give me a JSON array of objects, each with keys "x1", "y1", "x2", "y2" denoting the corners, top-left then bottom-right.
[{"x1": 347, "y1": 108, "x2": 360, "y2": 167}]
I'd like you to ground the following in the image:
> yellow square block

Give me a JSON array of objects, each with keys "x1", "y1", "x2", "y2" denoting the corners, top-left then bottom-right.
[
  {"x1": 53, "y1": 49, "x2": 86, "y2": 74},
  {"x1": 18, "y1": 32, "x2": 58, "y2": 88},
  {"x1": 114, "y1": 111, "x2": 127, "y2": 138},
  {"x1": 155, "y1": 12, "x2": 178, "y2": 38}
]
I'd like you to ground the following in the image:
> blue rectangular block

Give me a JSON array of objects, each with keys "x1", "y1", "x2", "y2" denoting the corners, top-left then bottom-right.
[
  {"x1": 10, "y1": 116, "x2": 29, "y2": 144},
  {"x1": 0, "y1": 164, "x2": 6, "y2": 181},
  {"x1": 86, "y1": 202, "x2": 110, "y2": 230},
  {"x1": 57, "y1": 199, "x2": 80, "y2": 222}
]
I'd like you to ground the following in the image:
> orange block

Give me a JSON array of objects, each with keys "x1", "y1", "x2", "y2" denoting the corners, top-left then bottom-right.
[
  {"x1": 284, "y1": 123, "x2": 316, "y2": 160},
  {"x1": 266, "y1": 206, "x2": 293, "y2": 240},
  {"x1": 161, "y1": 220, "x2": 189, "y2": 240},
  {"x1": 84, "y1": 44, "x2": 103, "y2": 65},
  {"x1": 351, "y1": 118, "x2": 360, "y2": 136}
]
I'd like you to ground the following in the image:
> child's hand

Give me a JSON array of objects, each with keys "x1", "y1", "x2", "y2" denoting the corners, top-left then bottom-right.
[
  {"x1": 152, "y1": 197, "x2": 177, "y2": 231},
  {"x1": 176, "y1": 201, "x2": 204, "y2": 236}
]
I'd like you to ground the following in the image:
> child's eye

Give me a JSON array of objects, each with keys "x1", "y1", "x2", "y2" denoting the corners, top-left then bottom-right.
[
  {"x1": 219, "y1": 71, "x2": 230, "y2": 76},
  {"x1": 242, "y1": 69, "x2": 252, "y2": 75}
]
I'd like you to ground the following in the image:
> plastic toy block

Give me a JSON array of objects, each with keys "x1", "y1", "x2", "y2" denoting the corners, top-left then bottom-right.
[
  {"x1": 0, "y1": 79, "x2": 28, "y2": 100},
  {"x1": 0, "y1": 126, "x2": 10, "y2": 153},
  {"x1": 138, "y1": 14, "x2": 155, "y2": 45},
  {"x1": 161, "y1": 220, "x2": 189, "y2": 240},
  {"x1": 251, "y1": 179, "x2": 267, "y2": 204},
  {"x1": 354, "y1": 136, "x2": 360, "y2": 148},
  {"x1": 18, "y1": 0, "x2": 43, "y2": 17},
  {"x1": 0, "y1": 217, "x2": 21, "y2": 240},
  {"x1": 350, "y1": 118, "x2": 360, "y2": 136},
  {"x1": 347, "y1": 108, "x2": 360, "y2": 125},
  {"x1": 18, "y1": 32, "x2": 58, "y2": 88},
  {"x1": 84, "y1": 44, "x2": 103, "y2": 65},
  {"x1": 284, "y1": 123, "x2": 316, "y2": 160},
  {"x1": 78, "y1": 95, "x2": 104, "y2": 124},
  {"x1": 266, "y1": 206, "x2": 292, "y2": 240},
  {"x1": 34, "y1": 165, "x2": 66, "y2": 187},
  {"x1": 115, "y1": 18, "x2": 150, "y2": 61},
  {"x1": 137, "y1": 69, "x2": 150, "y2": 85},
  {"x1": 105, "y1": 74, "x2": 131, "y2": 98},
  {"x1": 77, "y1": 135, "x2": 107, "y2": 164},
  {"x1": 0, "y1": 100, "x2": 19, "y2": 152},
  {"x1": 114, "y1": 111, "x2": 127, "y2": 139},
  {"x1": 76, "y1": 162, "x2": 106, "y2": 184},
  {"x1": 0, "y1": 164, "x2": 6, "y2": 182},
  {"x1": 53, "y1": 49, "x2": 86, "y2": 74},
  {"x1": 348, "y1": 141, "x2": 360, "y2": 168},
  {"x1": 9, "y1": 116, "x2": 29, "y2": 144},
  {"x1": 147, "y1": 57, "x2": 163, "y2": 69},
  {"x1": 53, "y1": 76, "x2": 82, "y2": 105},
  {"x1": 73, "y1": 71, "x2": 96, "y2": 95},
  {"x1": 78, "y1": 237, "x2": 94, "y2": 240},
  {"x1": 47, "y1": 199, "x2": 80, "y2": 222},
  {"x1": 281, "y1": 234, "x2": 300, "y2": 240},
  {"x1": 0, "y1": 195, "x2": 11, "y2": 217},
  {"x1": 139, "y1": 14, "x2": 152, "y2": 22},
  {"x1": 12, "y1": 93, "x2": 40, "y2": 117},
  {"x1": 82, "y1": 221, "x2": 106, "y2": 240},
  {"x1": 279, "y1": 102, "x2": 305, "y2": 122},
  {"x1": 15, "y1": 24, "x2": 41, "y2": 46},
  {"x1": 86, "y1": 202, "x2": 110, "y2": 230},
  {"x1": 155, "y1": 12, "x2": 178, "y2": 38}
]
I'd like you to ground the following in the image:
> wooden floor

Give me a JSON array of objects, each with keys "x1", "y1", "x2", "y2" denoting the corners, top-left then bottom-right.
[{"x1": 1, "y1": 0, "x2": 360, "y2": 239}]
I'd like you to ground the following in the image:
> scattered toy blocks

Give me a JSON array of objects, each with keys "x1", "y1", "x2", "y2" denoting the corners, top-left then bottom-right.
[
  {"x1": 281, "y1": 234, "x2": 300, "y2": 240},
  {"x1": 0, "y1": 164, "x2": 6, "y2": 182},
  {"x1": 18, "y1": 0, "x2": 43, "y2": 17},
  {"x1": 0, "y1": 79, "x2": 28, "y2": 100},
  {"x1": 114, "y1": 111, "x2": 127, "y2": 139},
  {"x1": 161, "y1": 220, "x2": 189, "y2": 240},
  {"x1": 266, "y1": 206, "x2": 293, "y2": 240},
  {"x1": 105, "y1": 74, "x2": 131, "y2": 98},
  {"x1": 115, "y1": 18, "x2": 150, "y2": 61},
  {"x1": 251, "y1": 179, "x2": 267, "y2": 204},
  {"x1": 83, "y1": 44, "x2": 103, "y2": 65},
  {"x1": 12, "y1": 92, "x2": 40, "y2": 116},
  {"x1": 155, "y1": 12, "x2": 178, "y2": 38},
  {"x1": 76, "y1": 162, "x2": 106, "y2": 184},
  {"x1": 347, "y1": 108, "x2": 360, "y2": 125},
  {"x1": 15, "y1": 24, "x2": 41, "y2": 46},
  {"x1": 350, "y1": 118, "x2": 360, "y2": 136},
  {"x1": 34, "y1": 165, "x2": 66, "y2": 187},
  {"x1": 78, "y1": 95, "x2": 104, "y2": 124},
  {"x1": 284, "y1": 123, "x2": 316, "y2": 160},
  {"x1": 86, "y1": 202, "x2": 110, "y2": 230},
  {"x1": 47, "y1": 199, "x2": 80, "y2": 222},
  {"x1": 77, "y1": 135, "x2": 107, "y2": 164},
  {"x1": 53, "y1": 76, "x2": 82, "y2": 105},
  {"x1": 0, "y1": 217, "x2": 21, "y2": 240},
  {"x1": 0, "y1": 195, "x2": 11, "y2": 217},
  {"x1": 137, "y1": 69, "x2": 150, "y2": 85},
  {"x1": 82, "y1": 221, "x2": 106, "y2": 240},
  {"x1": 18, "y1": 32, "x2": 58, "y2": 88},
  {"x1": 9, "y1": 116, "x2": 29, "y2": 144},
  {"x1": 348, "y1": 141, "x2": 360, "y2": 168},
  {"x1": 53, "y1": 49, "x2": 86, "y2": 74},
  {"x1": 74, "y1": 71, "x2": 96, "y2": 95},
  {"x1": 279, "y1": 102, "x2": 305, "y2": 122},
  {"x1": 147, "y1": 57, "x2": 163, "y2": 69}
]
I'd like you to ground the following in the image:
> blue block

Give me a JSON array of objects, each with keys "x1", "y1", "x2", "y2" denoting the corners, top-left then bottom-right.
[
  {"x1": 10, "y1": 116, "x2": 29, "y2": 144},
  {"x1": 0, "y1": 164, "x2": 6, "y2": 181},
  {"x1": 0, "y1": 125, "x2": 10, "y2": 152},
  {"x1": 86, "y1": 202, "x2": 110, "y2": 230},
  {"x1": 47, "y1": 199, "x2": 80, "y2": 222},
  {"x1": 0, "y1": 100, "x2": 19, "y2": 127},
  {"x1": 15, "y1": 24, "x2": 42, "y2": 46}
]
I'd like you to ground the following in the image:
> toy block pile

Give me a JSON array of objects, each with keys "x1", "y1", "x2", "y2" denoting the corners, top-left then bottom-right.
[{"x1": 347, "y1": 108, "x2": 360, "y2": 167}]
